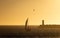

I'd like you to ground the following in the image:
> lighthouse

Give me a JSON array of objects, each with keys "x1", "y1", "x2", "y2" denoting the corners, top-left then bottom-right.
[{"x1": 42, "y1": 20, "x2": 44, "y2": 25}]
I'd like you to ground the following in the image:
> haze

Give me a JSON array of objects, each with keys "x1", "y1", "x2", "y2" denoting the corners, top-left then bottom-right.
[{"x1": 0, "y1": 0, "x2": 60, "y2": 25}]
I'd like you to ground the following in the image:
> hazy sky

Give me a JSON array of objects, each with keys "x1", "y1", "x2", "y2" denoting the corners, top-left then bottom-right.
[{"x1": 0, "y1": 0, "x2": 60, "y2": 25}]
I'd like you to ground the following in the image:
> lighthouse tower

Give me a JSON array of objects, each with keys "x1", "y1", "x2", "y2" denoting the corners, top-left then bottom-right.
[{"x1": 42, "y1": 20, "x2": 44, "y2": 25}]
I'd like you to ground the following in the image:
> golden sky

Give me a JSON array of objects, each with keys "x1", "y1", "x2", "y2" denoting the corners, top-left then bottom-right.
[{"x1": 0, "y1": 0, "x2": 60, "y2": 25}]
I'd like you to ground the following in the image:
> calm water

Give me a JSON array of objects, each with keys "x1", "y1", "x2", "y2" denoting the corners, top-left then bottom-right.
[
  {"x1": 0, "y1": 25, "x2": 60, "y2": 38},
  {"x1": 0, "y1": 37, "x2": 60, "y2": 38}
]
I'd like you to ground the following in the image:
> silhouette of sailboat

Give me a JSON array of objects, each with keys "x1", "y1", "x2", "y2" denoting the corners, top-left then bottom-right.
[{"x1": 25, "y1": 18, "x2": 31, "y2": 31}]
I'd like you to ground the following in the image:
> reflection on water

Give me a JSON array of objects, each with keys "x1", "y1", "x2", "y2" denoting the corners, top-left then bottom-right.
[
  {"x1": 0, "y1": 26, "x2": 60, "y2": 38},
  {"x1": 0, "y1": 37, "x2": 60, "y2": 38}
]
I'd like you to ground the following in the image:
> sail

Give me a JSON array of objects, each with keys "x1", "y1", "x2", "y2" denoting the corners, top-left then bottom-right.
[{"x1": 25, "y1": 18, "x2": 28, "y2": 30}]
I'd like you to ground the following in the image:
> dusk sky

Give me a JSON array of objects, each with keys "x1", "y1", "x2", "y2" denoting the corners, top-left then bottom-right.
[{"x1": 0, "y1": 0, "x2": 60, "y2": 25}]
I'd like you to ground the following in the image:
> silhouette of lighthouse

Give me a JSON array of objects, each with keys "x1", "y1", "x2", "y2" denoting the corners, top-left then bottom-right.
[{"x1": 42, "y1": 20, "x2": 44, "y2": 25}]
